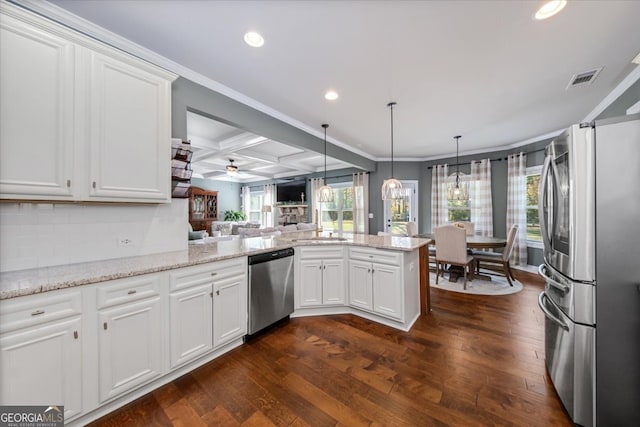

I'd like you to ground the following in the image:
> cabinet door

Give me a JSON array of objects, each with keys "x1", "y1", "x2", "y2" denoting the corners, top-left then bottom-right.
[
  {"x1": 0, "y1": 14, "x2": 75, "y2": 200},
  {"x1": 85, "y1": 50, "x2": 171, "y2": 202},
  {"x1": 0, "y1": 317, "x2": 82, "y2": 420},
  {"x1": 299, "y1": 259, "x2": 323, "y2": 307},
  {"x1": 169, "y1": 284, "x2": 213, "y2": 369},
  {"x1": 372, "y1": 263, "x2": 403, "y2": 321},
  {"x1": 98, "y1": 297, "x2": 162, "y2": 402},
  {"x1": 322, "y1": 259, "x2": 345, "y2": 305},
  {"x1": 213, "y1": 274, "x2": 247, "y2": 348},
  {"x1": 348, "y1": 260, "x2": 373, "y2": 311}
]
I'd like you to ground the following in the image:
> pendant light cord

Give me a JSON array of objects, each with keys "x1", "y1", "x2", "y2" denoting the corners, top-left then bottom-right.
[
  {"x1": 322, "y1": 123, "x2": 329, "y2": 181},
  {"x1": 454, "y1": 135, "x2": 461, "y2": 187},
  {"x1": 388, "y1": 102, "x2": 397, "y2": 178}
]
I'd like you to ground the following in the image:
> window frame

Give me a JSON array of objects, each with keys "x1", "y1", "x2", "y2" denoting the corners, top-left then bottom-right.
[
  {"x1": 319, "y1": 181, "x2": 353, "y2": 233},
  {"x1": 248, "y1": 190, "x2": 265, "y2": 226},
  {"x1": 526, "y1": 165, "x2": 543, "y2": 249},
  {"x1": 446, "y1": 173, "x2": 472, "y2": 223}
]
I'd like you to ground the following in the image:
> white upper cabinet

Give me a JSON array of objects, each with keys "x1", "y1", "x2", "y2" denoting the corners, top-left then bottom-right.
[
  {"x1": 84, "y1": 49, "x2": 172, "y2": 202},
  {"x1": 0, "y1": 12, "x2": 76, "y2": 200},
  {"x1": 0, "y1": 3, "x2": 176, "y2": 203}
]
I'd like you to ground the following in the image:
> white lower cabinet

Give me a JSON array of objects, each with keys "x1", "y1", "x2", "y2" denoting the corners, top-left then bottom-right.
[
  {"x1": 348, "y1": 247, "x2": 404, "y2": 321},
  {"x1": 295, "y1": 247, "x2": 345, "y2": 308},
  {"x1": 213, "y1": 273, "x2": 247, "y2": 348},
  {"x1": 0, "y1": 317, "x2": 83, "y2": 419},
  {"x1": 169, "y1": 284, "x2": 213, "y2": 368},
  {"x1": 0, "y1": 289, "x2": 83, "y2": 420},
  {"x1": 97, "y1": 298, "x2": 162, "y2": 403}
]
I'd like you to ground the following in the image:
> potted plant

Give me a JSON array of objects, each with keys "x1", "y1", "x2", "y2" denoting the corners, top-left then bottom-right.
[{"x1": 223, "y1": 209, "x2": 247, "y2": 221}]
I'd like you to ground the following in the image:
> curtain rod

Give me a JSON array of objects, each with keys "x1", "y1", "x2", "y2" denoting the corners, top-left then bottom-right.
[
  {"x1": 426, "y1": 148, "x2": 545, "y2": 170},
  {"x1": 308, "y1": 171, "x2": 369, "y2": 181}
]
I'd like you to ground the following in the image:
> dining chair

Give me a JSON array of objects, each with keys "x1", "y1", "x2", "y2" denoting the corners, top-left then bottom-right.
[
  {"x1": 434, "y1": 224, "x2": 474, "y2": 289},
  {"x1": 452, "y1": 221, "x2": 475, "y2": 235},
  {"x1": 474, "y1": 224, "x2": 518, "y2": 286}
]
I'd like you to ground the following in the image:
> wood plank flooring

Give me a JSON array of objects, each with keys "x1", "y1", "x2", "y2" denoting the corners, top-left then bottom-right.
[{"x1": 90, "y1": 270, "x2": 572, "y2": 426}]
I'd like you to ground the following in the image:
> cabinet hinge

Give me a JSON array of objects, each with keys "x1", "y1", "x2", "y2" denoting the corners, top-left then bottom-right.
[
  {"x1": 74, "y1": 330, "x2": 79, "y2": 339},
  {"x1": 103, "y1": 322, "x2": 108, "y2": 330}
]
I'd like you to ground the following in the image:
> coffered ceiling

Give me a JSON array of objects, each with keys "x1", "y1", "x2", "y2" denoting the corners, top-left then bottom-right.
[{"x1": 35, "y1": 0, "x2": 640, "y2": 172}]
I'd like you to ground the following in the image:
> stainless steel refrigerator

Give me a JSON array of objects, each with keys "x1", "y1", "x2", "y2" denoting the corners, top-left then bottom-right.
[{"x1": 538, "y1": 113, "x2": 640, "y2": 427}]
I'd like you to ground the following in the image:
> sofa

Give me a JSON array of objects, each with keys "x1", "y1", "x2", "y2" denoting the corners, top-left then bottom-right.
[{"x1": 237, "y1": 222, "x2": 315, "y2": 238}]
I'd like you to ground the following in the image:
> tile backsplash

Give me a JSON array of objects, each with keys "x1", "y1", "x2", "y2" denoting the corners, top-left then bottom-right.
[{"x1": 0, "y1": 199, "x2": 188, "y2": 272}]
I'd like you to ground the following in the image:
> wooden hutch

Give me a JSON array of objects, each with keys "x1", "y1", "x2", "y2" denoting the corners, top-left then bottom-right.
[{"x1": 189, "y1": 187, "x2": 218, "y2": 232}]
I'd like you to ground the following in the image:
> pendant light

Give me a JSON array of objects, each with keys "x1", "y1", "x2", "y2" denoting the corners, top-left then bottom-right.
[
  {"x1": 317, "y1": 123, "x2": 334, "y2": 203},
  {"x1": 448, "y1": 135, "x2": 469, "y2": 201},
  {"x1": 381, "y1": 102, "x2": 403, "y2": 200}
]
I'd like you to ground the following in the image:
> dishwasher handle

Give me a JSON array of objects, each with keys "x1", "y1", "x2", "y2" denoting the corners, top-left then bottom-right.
[{"x1": 248, "y1": 248, "x2": 294, "y2": 265}]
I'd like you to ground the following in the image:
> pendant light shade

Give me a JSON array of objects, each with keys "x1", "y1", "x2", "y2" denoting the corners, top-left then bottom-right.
[
  {"x1": 318, "y1": 124, "x2": 334, "y2": 203},
  {"x1": 448, "y1": 135, "x2": 469, "y2": 201},
  {"x1": 382, "y1": 102, "x2": 403, "y2": 200}
]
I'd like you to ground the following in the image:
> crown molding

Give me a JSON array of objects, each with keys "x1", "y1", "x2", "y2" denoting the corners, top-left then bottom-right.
[{"x1": 583, "y1": 64, "x2": 640, "y2": 122}]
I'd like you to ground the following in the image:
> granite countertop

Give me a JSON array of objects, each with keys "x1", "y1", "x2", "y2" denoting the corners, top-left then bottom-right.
[{"x1": 0, "y1": 231, "x2": 431, "y2": 300}]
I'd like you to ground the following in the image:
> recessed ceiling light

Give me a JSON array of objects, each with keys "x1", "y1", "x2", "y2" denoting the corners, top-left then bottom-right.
[
  {"x1": 325, "y1": 90, "x2": 339, "y2": 101},
  {"x1": 244, "y1": 31, "x2": 264, "y2": 48},
  {"x1": 534, "y1": 0, "x2": 567, "y2": 20}
]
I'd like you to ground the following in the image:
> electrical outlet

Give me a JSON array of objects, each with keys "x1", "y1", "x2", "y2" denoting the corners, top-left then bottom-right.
[{"x1": 118, "y1": 237, "x2": 134, "y2": 246}]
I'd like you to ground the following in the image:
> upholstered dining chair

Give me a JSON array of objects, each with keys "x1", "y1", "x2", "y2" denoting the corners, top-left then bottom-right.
[
  {"x1": 434, "y1": 224, "x2": 474, "y2": 289},
  {"x1": 452, "y1": 221, "x2": 475, "y2": 235},
  {"x1": 474, "y1": 224, "x2": 518, "y2": 286}
]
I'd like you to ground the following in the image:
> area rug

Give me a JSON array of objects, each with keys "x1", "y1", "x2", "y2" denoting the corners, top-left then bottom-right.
[{"x1": 429, "y1": 271, "x2": 523, "y2": 295}]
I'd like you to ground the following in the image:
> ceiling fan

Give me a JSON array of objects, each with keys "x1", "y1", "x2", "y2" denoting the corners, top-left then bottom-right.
[{"x1": 225, "y1": 159, "x2": 238, "y2": 176}]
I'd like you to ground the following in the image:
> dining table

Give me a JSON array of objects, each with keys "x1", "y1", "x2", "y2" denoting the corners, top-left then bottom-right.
[{"x1": 416, "y1": 233, "x2": 507, "y2": 282}]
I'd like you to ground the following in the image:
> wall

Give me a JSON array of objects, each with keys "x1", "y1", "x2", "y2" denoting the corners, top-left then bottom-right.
[
  {"x1": 0, "y1": 200, "x2": 188, "y2": 272},
  {"x1": 190, "y1": 177, "x2": 242, "y2": 217},
  {"x1": 596, "y1": 79, "x2": 640, "y2": 119},
  {"x1": 171, "y1": 77, "x2": 375, "y2": 171}
]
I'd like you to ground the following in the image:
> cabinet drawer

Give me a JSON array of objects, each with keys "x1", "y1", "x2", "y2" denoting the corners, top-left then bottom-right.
[
  {"x1": 348, "y1": 247, "x2": 402, "y2": 266},
  {"x1": 169, "y1": 257, "x2": 246, "y2": 292},
  {"x1": 297, "y1": 246, "x2": 344, "y2": 260},
  {"x1": 97, "y1": 275, "x2": 161, "y2": 309},
  {"x1": 0, "y1": 290, "x2": 82, "y2": 334}
]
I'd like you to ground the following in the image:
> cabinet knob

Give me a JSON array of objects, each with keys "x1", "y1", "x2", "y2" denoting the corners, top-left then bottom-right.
[
  {"x1": 92, "y1": 181, "x2": 96, "y2": 189},
  {"x1": 74, "y1": 330, "x2": 79, "y2": 339},
  {"x1": 210, "y1": 291, "x2": 213, "y2": 298},
  {"x1": 127, "y1": 290, "x2": 137, "y2": 295},
  {"x1": 103, "y1": 322, "x2": 108, "y2": 330},
  {"x1": 66, "y1": 179, "x2": 71, "y2": 188},
  {"x1": 31, "y1": 309, "x2": 45, "y2": 316},
  {"x1": 211, "y1": 272, "x2": 217, "y2": 276},
  {"x1": 216, "y1": 289, "x2": 220, "y2": 296}
]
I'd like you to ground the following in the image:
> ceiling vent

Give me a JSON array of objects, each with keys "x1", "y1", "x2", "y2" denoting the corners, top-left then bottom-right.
[{"x1": 566, "y1": 67, "x2": 603, "y2": 89}]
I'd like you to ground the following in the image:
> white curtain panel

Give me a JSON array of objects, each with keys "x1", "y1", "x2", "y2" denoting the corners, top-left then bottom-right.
[
  {"x1": 263, "y1": 183, "x2": 276, "y2": 227},
  {"x1": 431, "y1": 164, "x2": 449, "y2": 230},
  {"x1": 507, "y1": 153, "x2": 528, "y2": 265},
  {"x1": 310, "y1": 177, "x2": 324, "y2": 226},
  {"x1": 470, "y1": 159, "x2": 493, "y2": 237},
  {"x1": 352, "y1": 172, "x2": 369, "y2": 234},
  {"x1": 241, "y1": 185, "x2": 251, "y2": 218}
]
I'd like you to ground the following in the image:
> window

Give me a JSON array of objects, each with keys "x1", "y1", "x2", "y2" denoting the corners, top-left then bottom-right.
[
  {"x1": 383, "y1": 181, "x2": 418, "y2": 234},
  {"x1": 320, "y1": 183, "x2": 353, "y2": 232},
  {"x1": 526, "y1": 165, "x2": 542, "y2": 247},
  {"x1": 248, "y1": 191, "x2": 264, "y2": 225}
]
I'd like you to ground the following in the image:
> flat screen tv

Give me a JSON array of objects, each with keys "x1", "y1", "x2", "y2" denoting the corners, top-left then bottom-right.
[{"x1": 277, "y1": 180, "x2": 306, "y2": 203}]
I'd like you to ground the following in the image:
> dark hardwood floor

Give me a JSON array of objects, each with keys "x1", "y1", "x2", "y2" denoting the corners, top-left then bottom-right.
[{"x1": 90, "y1": 270, "x2": 572, "y2": 426}]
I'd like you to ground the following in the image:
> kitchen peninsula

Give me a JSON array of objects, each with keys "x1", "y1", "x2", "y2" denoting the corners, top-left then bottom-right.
[{"x1": 0, "y1": 232, "x2": 431, "y2": 426}]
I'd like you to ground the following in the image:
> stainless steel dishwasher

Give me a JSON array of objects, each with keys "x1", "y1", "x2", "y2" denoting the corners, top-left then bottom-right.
[{"x1": 247, "y1": 247, "x2": 294, "y2": 336}]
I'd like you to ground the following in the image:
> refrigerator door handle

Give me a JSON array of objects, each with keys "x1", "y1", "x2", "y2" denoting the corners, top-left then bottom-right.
[
  {"x1": 538, "y1": 292, "x2": 569, "y2": 331},
  {"x1": 539, "y1": 154, "x2": 553, "y2": 247},
  {"x1": 538, "y1": 264, "x2": 570, "y2": 293}
]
